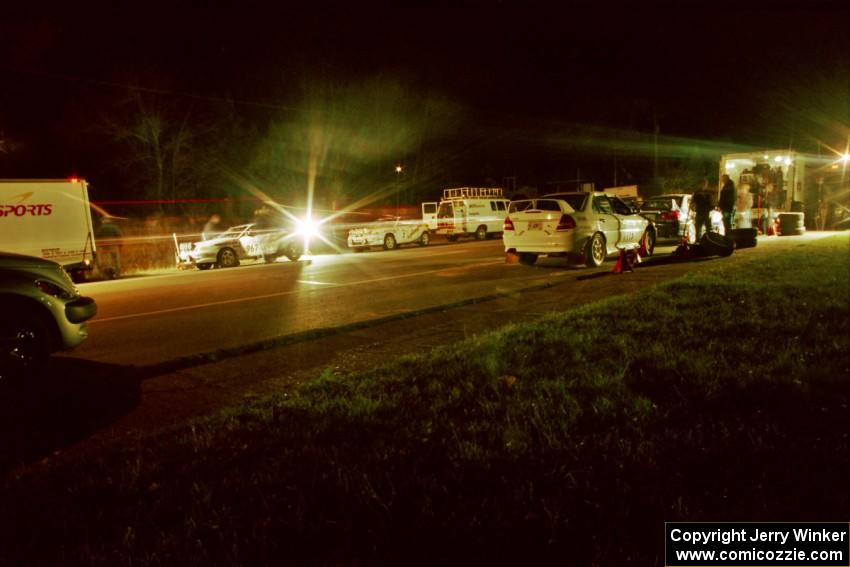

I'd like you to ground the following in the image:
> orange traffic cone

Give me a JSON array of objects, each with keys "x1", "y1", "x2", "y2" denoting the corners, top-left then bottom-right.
[
  {"x1": 638, "y1": 233, "x2": 648, "y2": 258},
  {"x1": 611, "y1": 249, "x2": 625, "y2": 273}
]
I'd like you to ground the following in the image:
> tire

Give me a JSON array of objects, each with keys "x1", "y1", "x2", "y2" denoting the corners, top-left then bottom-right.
[
  {"x1": 585, "y1": 233, "x2": 606, "y2": 267},
  {"x1": 383, "y1": 234, "x2": 397, "y2": 250},
  {"x1": 0, "y1": 309, "x2": 52, "y2": 382},
  {"x1": 475, "y1": 225, "x2": 487, "y2": 240},
  {"x1": 216, "y1": 247, "x2": 240, "y2": 268},
  {"x1": 699, "y1": 232, "x2": 735, "y2": 257},
  {"x1": 447, "y1": 235, "x2": 459, "y2": 242},
  {"x1": 518, "y1": 252, "x2": 538, "y2": 266},
  {"x1": 197, "y1": 263, "x2": 213, "y2": 270},
  {"x1": 643, "y1": 228, "x2": 656, "y2": 256},
  {"x1": 779, "y1": 212, "x2": 805, "y2": 236},
  {"x1": 284, "y1": 242, "x2": 304, "y2": 262},
  {"x1": 418, "y1": 231, "x2": 430, "y2": 247},
  {"x1": 729, "y1": 228, "x2": 758, "y2": 249}
]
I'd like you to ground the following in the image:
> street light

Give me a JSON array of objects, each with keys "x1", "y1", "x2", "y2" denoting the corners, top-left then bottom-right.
[{"x1": 395, "y1": 164, "x2": 403, "y2": 215}]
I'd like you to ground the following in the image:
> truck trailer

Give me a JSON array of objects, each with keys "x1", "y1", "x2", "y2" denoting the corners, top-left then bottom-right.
[
  {"x1": 0, "y1": 179, "x2": 96, "y2": 278},
  {"x1": 720, "y1": 150, "x2": 849, "y2": 232}
]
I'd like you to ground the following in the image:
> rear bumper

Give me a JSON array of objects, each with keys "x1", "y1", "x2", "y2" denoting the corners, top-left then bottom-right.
[{"x1": 503, "y1": 231, "x2": 578, "y2": 255}]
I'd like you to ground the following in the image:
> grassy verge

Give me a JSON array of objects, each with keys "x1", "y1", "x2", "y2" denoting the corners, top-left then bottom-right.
[{"x1": 2, "y1": 236, "x2": 848, "y2": 565}]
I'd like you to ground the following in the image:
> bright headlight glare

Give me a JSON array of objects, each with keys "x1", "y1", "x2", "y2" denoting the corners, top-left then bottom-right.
[{"x1": 295, "y1": 217, "x2": 320, "y2": 239}]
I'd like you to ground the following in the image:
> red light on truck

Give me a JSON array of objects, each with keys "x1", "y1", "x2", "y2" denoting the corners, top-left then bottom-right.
[{"x1": 503, "y1": 217, "x2": 514, "y2": 231}]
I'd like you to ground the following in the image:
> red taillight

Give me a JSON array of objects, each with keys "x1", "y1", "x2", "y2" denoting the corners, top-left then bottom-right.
[
  {"x1": 503, "y1": 216, "x2": 514, "y2": 231},
  {"x1": 556, "y1": 214, "x2": 576, "y2": 231},
  {"x1": 659, "y1": 210, "x2": 679, "y2": 221}
]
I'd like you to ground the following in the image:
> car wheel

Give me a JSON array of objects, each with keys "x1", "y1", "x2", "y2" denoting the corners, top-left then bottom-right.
[
  {"x1": 0, "y1": 310, "x2": 52, "y2": 381},
  {"x1": 383, "y1": 234, "x2": 397, "y2": 250},
  {"x1": 475, "y1": 225, "x2": 487, "y2": 240},
  {"x1": 419, "y1": 231, "x2": 430, "y2": 246},
  {"x1": 197, "y1": 263, "x2": 213, "y2": 270},
  {"x1": 216, "y1": 247, "x2": 240, "y2": 268},
  {"x1": 643, "y1": 228, "x2": 656, "y2": 256},
  {"x1": 585, "y1": 233, "x2": 606, "y2": 267},
  {"x1": 518, "y1": 252, "x2": 538, "y2": 266},
  {"x1": 284, "y1": 242, "x2": 303, "y2": 262},
  {"x1": 447, "y1": 234, "x2": 458, "y2": 242}
]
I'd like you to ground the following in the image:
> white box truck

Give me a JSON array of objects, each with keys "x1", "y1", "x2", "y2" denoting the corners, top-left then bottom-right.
[
  {"x1": 0, "y1": 179, "x2": 96, "y2": 277},
  {"x1": 435, "y1": 187, "x2": 510, "y2": 241}
]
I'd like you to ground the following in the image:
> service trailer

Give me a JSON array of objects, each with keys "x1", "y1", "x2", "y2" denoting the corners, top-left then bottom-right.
[
  {"x1": 720, "y1": 150, "x2": 848, "y2": 231},
  {"x1": 0, "y1": 179, "x2": 96, "y2": 276}
]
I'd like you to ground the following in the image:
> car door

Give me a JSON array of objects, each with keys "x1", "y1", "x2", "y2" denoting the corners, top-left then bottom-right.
[
  {"x1": 609, "y1": 196, "x2": 645, "y2": 245},
  {"x1": 591, "y1": 195, "x2": 621, "y2": 253},
  {"x1": 421, "y1": 202, "x2": 438, "y2": 230}
]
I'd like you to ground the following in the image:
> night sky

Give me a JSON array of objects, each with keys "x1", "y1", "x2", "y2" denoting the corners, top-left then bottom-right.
[{"x1": 1, "y1": 0, "x2": 848, "y2": 203}]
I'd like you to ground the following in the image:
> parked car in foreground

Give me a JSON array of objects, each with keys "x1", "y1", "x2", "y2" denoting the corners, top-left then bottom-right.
[
  {"x1": 0, "y1": 252, "x2": 97, "y2": 378},
  {"x1": 503, "y1": 192, "x2": 656, "y2": 266},
  {"x1": 178, "y1": 223, "x2": 305, "y2": 270}
]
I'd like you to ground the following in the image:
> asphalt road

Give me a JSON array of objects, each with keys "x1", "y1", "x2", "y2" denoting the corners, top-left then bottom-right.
[{"x1": 70, "y1": 239, "x2": 629, "y2": 366}]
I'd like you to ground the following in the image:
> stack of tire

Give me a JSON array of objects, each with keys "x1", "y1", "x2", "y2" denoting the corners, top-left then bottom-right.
[
  {"x1": 729, "y1": 228, "x2": 758, "y2": 249},
  {"x1": 778, "y1": 212, "x2": 805, "y2": 236},
  {"x1": 698, "y1": 232, "x2": 736, "y2": 257}
]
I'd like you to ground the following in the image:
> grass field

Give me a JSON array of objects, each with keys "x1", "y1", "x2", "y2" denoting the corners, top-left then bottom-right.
[{"x1": 1, "y1": 235, "x2": 848, "y2": 565}]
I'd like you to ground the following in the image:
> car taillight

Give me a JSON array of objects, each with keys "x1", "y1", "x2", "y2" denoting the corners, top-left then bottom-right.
[
  {"x1": 503, "y1": 217, "x2": 514, "y2": 231},
  {"x1": 556, "y1": 214, "x2": 576, "y2": 231},
  {"x1": 660, "y1": 211, "x2": 679, "y2": 221}
]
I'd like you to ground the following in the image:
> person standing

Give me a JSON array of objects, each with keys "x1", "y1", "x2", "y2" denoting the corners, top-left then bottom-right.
[
  {"x1": 202, "y1": 213, "x2": 222, "y2": 240},
  {"x1": 692, "y1": 179, "x2": 714, "y2": 239},
  {"x1": 719, "y1": 174, "x2": 737, "y2": 234},
  {"x1": 95, "y1": 216, "x2": 123, "y2": 279}
]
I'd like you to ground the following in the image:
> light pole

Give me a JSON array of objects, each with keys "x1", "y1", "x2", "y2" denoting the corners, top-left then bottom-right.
[{"x1": 395, "y1": 164, "x2": 403, "y2": 216}]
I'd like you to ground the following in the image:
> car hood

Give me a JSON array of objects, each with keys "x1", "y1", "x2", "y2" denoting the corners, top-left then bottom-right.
[{"x1": 0, "y1": 252, "x2": 62, "y2": 270}]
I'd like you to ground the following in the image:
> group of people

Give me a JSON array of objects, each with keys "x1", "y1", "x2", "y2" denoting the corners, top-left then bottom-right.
[{"x1": 691, "y1": 175, "x2": 737, "y2": 239}]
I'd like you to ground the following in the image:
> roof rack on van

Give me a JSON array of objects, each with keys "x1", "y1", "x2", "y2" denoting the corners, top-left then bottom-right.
[{"x1": 442, "y1": 187, "x2": 504, "y2": 200}]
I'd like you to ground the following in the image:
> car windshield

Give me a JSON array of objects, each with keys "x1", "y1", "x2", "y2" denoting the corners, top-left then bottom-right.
[{"x1": 541, "y1": 193, "x2": 587, "y2": 211}]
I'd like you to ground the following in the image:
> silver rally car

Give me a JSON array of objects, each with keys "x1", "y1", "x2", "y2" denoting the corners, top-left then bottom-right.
[{"x1": 178, "y1": 223, "x2": 305, "y2": 270}]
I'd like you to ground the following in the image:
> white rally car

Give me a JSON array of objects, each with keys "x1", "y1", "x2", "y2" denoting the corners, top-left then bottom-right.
[
  {"x1": 503, "y1": 192, "x2": 656, "y2": 266},
  {"x1": 178, "y1": 223, "x2": 305, "y2": 270},
  {"x1": 347, "y1": 217, "x2": 431, "y2": 251}
]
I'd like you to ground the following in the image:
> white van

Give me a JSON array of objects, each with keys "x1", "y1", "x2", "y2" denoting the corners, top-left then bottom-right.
[
  {"x1": 0, "y1": 179, "x2": 96, "y2": 278},
  {"x1": 435, "y1": 187, "x2": 510, "y2": 241}
]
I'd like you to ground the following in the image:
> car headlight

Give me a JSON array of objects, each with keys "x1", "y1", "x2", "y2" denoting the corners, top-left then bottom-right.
[
  {"x1": 36, "y1": 279, "x2": 75, "y2": 300},
  {"x1": 295, "y1": 217, "x2": 320, "y2": 240}
]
